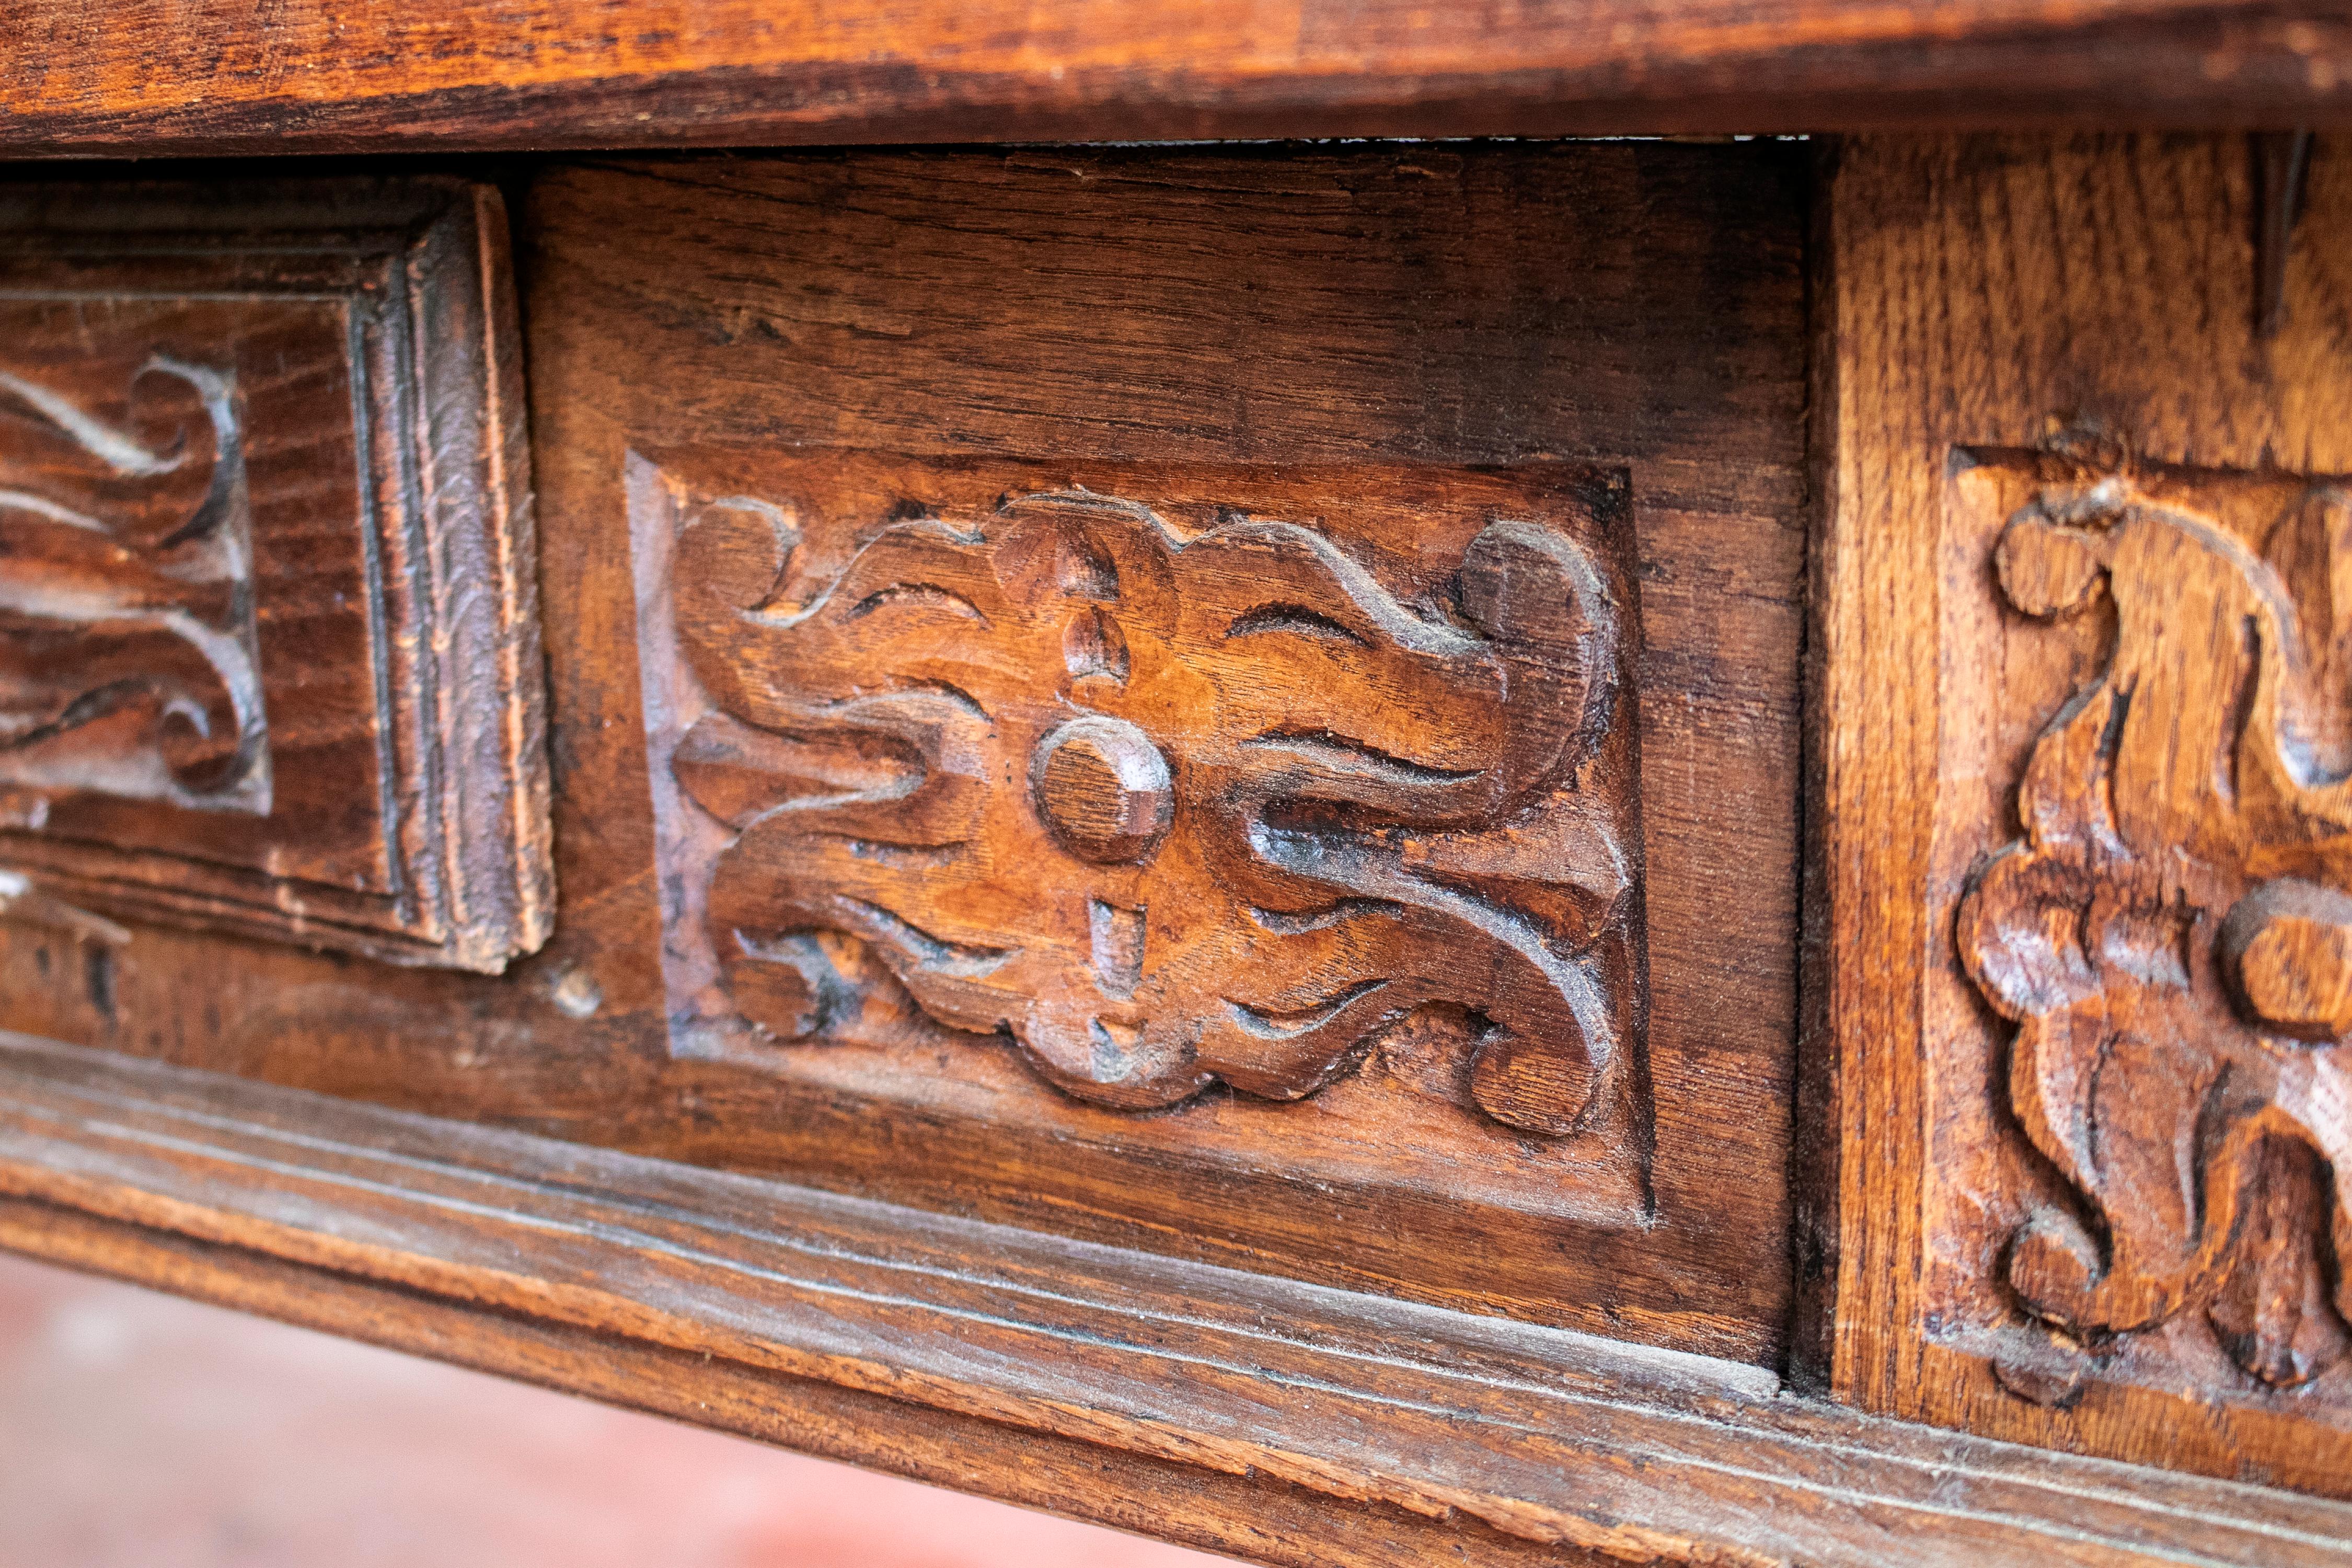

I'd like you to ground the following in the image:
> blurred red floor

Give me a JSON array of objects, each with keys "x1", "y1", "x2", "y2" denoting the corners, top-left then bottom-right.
[{"x1": 0, "y1": 1249, "x2": 1239, "y2": 1567}]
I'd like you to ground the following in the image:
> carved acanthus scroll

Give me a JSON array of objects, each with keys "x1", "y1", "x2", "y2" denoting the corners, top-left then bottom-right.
[
  {"x1": 0, "y1": 361, "x2": 267, "y2": 813},
  {"x1": 657, "y1": 458, "x2": 1646, "y2": 1141},
  {"x1": 1961, "y1": 463, "x2": 2352, "y2": 1389}
]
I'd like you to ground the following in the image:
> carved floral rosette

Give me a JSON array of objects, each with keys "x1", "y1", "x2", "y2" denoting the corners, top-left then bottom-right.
[
  {"x1": 650, "y1": 460, "x2": 1646, "y2": 1143},
  {"x1": 1961, "y1": 464, "x2": 2352, "y2": 1391}
]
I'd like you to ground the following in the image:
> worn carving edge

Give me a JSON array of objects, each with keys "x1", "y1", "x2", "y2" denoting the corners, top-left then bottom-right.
[
  {"x1": 1955, "y1": 445, "x2": 2352, "y2": 1401},
  {"x1": 0, "y1": 178, "x2": 552, "y2": 972},
  {"x1": 0, "y1": 1032, "x2": 2339, "y2": 1568},
  {"x1": 0, "y1": 359, "x2": 268, "y2": 815},
  {"x1": 631, "y1": 452, "x2": 1648, "y2": 1151}
]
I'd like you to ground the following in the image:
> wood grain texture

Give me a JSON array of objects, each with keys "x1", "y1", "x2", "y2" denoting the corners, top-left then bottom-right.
[
  {"x1": 0, "y1": 1031, "x2": 2346, "y2": 1568},
  {"x1": 7, "y1": 0, "x2": 2352, "y2": 154},
  {"x1": 0, "y1": 142, "x2": 1806, "y2": 1364},
  {"x1": 0, "y1": 178, "x2": 553, "y2": 973},
  {"x1": 1818, "y1": 134, "x2": 2352, "y2": 1493}
]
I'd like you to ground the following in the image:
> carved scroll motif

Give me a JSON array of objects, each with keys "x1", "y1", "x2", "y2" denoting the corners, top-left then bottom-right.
[
  {"x1": 0, "y1": 362, "x2": 267, "y2": 814},
  {"x1": 1961, "y1": 466, "x2": 2352, "y2": 1389},
  {"x1": 667, "y1": 472, "x2": 1644, "y2": 1138}
]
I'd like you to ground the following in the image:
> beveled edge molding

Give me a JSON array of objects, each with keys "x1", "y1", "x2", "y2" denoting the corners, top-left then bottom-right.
[
  {"x1": 0, "y1": 1033, "x2": 2334, "y2": 1568},
  {"x1": 0, "y1": 176, "x2": 555, "y2": 972}
]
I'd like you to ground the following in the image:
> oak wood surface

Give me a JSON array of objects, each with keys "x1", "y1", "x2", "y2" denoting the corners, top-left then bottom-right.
[
  {"x1": 0, "y1": 142, "x2": 1807, "y2": 1365},
  {"x1": 0, "y1": 178, "x2": 553, "y2": 972},
  {"x1": 0, "y1": 1030, "x2": 2343, "y2": 1568},
  {"x1": 7, "y1": 0, "x2": 2352, "y2": 155},
  {"x1": 1818, "y1": 133, "x2": 2352, "y2": 1495}
]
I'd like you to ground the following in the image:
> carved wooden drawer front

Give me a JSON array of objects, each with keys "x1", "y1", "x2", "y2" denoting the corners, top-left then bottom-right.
[
  {"x1": 573, "y1": 145, "x2": 1804, "y2": 1358},
  {"x1": 0, "y1": 179, "x2": 551, "y2": 971}
]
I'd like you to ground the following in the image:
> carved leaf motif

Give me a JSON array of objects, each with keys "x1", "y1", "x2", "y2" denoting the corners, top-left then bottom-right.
[
  {"x1": 1959, "y1": 469, "x2": 2352, "y2": 1388},
  {"x1": 0, "y1": 360, "x2": 267, "y2": 812},
  {"x1": 671, "y1": 482, "x2": 1640, "y2": 1138},
  {"x1": 2208, "y1": 1134, "x2": 2351, "y2": 1388}
]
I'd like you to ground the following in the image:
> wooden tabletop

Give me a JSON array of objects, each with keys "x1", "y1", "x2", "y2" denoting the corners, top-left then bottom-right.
[{"x1": 7, "y1": 0, "x2": 2351, "y2": 156}]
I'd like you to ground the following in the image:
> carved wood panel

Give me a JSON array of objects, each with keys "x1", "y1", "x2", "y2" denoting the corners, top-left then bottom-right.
[
  {"x1": 1817, "y1": 131, "x2": 2352, "y2": 1498},
  {"x1": 502, "y1": 145, "x2": 1810, "y2": 1358},
  {"x1": 636, "y1": 451, "x2": 1650, "y2": 1168},
  {"x1": 1943, "y1": 447, "x2": 2352, "y2": 1410},
  {"x1": 0, "y1": 179, "x2": 552, "y2": 971},
  {"x1": 0, "y1": 351, "x2": 263, "y2": 814}
]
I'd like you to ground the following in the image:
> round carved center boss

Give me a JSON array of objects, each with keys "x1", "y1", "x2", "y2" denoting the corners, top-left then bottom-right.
[{"x1": 1030, "y1": 716, "x2": 1173, "y2": 864}]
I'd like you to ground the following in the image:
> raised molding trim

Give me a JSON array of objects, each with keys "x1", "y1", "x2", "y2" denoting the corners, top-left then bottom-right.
[{"x1": 0, "y1": 1032, "x2": 2335, "y2": 1568}]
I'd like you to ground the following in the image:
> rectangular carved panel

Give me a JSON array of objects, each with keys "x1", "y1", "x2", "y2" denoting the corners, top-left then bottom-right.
[
  {"x1": 1820, "y1": 134, "x2": 2352, "y2": 1497},
  {"x1": 0, "y1": 179, "x2": 553, "y2": 972},
  {"x1": 1940, "y1": 448, "x2": 2352, "y2": 1404},
  {"x1": 635, "y1": 450, "x2": 1648, "y2": 1197}
]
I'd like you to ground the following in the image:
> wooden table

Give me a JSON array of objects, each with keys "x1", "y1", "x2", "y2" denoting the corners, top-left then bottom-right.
[{"x1": 7, "y1": 8, "x2": 2352, "y2": 1563}]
